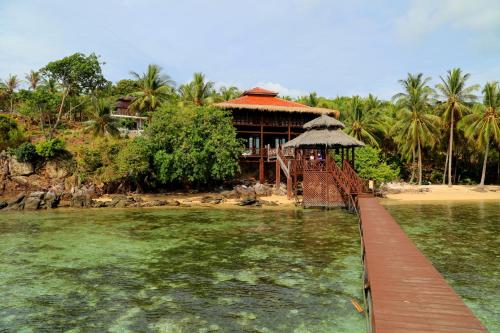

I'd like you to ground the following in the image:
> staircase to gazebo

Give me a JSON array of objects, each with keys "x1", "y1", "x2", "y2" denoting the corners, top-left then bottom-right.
[{"x1": 270, "y1": 147, "x2": 365, "y2": 211}]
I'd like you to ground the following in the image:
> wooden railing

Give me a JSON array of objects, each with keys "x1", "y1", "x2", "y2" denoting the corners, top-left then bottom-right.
[
  {"x1": 241, "y1": 147, "x2": 267, "y2": 157},
  {"x1": 342, "y1": 160, "x2": 365, "y2": 194}
]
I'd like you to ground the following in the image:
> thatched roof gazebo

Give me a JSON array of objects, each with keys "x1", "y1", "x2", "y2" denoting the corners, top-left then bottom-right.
[{"x1": 284, "y1": 114, "x2": 364, "y2": 149}]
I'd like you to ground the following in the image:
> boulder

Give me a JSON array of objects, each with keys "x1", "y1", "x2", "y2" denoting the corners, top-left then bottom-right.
[
  {"x1": 273, "y1": 183, "x2": 288, "y2": 196},
  {"x1": 8, "y1": 192, "x2": 25, "y2": 205},
  {"x1": 200, "y1": 195, "x2": 224, "y2": 204},
  {"x1": 8, "y1": 157, "x2": 34, "y2": 176},
  {"x1": 234, "y1": 185, "x2": 256, "y2": 201},
  {"x1": 253, "y1": 183, "x2": 272, "y2": 197},
  {"x1": 45, "y1": 160, "x2": 70, "y2": 179},
  {"x1": 24, "y1": 196, "x2": 41, "y2": 210},
  {"x1": 238, "y1": 198, "x2": 258, "y2": 206},
  {"x1": 0, "y1": 201, "x2": 7, "y2": 209},
  {"x1": 44, "y1": 190, "x2": 60, "y2": 208}
]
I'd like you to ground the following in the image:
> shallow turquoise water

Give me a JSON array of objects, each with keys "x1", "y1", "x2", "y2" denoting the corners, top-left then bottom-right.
[
  {"x1": 0, "y1": 208, "x2": 365, "y2": 332},
  {"x1": 384, "y1": 201, "x2": 500, "y2": 332}
]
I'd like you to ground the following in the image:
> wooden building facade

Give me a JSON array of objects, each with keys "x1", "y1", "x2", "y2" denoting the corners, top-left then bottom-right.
[{"x1": 215, "y1": 87, "x2": 338, "y2": 183}]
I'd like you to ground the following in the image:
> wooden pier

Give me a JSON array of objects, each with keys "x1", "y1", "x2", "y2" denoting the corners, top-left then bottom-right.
[{"x1": 358, "y1": 196, "x2": 489, "y2": 333}]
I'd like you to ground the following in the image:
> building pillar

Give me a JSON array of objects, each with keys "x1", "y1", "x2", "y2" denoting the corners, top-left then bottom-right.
[
  {"x1": 276, "y1": 160, "x2": 280, "y2": 188},
  {"x1": 287, "y1": 115, "x2": 291, "y2": 141},
  {"x1": 259, "y1": 158, "x2": 265, "y2": 184}
]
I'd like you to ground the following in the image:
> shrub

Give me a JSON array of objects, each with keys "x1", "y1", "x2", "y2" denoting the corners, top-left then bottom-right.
[
  {"x1": 35, "y1": 138, "x2": 67, "y2": 159},
  {"x1": 9, "y1": 142, "x2": 39, "y2": 163},
  {"x1": 354, "y1": 146, "x2": 399, "y2": 184},
  {"x1": 0, "y1": 115, "x2": 25, "y2": 151},
  {"x1": 115, "y1": 137, "x2": 151, "y2": 180}
]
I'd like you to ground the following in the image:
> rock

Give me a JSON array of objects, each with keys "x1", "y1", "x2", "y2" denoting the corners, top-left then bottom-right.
[
  {"x1": 45, "y1": 160, "x2": 70, "y2": 179},
  {"x1": 259, "y1": 200, "x2": 278, "y2": 206},
  {"x1": 201, "y1": 196, "x2": 224, "y2": 204},
  {"x1": 273, "y1": 183, "x2": 287, "y2": 196},
  {"x1": 140, "y1": 200, "x2": 168, "y2": 207},
  {"x1": 253, "y1": 183, "x2": 272, "y2": 197},
  {"x1": 234, "y1": 185, "x2": 256, "y2": 201},
  {"x1": 238, "y1": 198, "x2": 258, "y2": 206},
  {"x1": 91, "y1": 200, "x2": 108, "y2": 208},
  {"x1": 8, "y1": 157, "x2": 34, "y2": 176},
  {"x1": 0, "y1": 201, "x2": 7, "y2": 209},
  {"x1": 24, "y1": 197, "x2": 41, "y2": 210},
  {"x1": 29, "y1": 191, "x2": 46, "y2": 199},
  {"x1": 220, "y1": 190, "x2": 238, "y2": 199},
  {"x1": 8, "y1": 193, "x2": 25, "y2": 206},
  {"x1": 44, "y1": 190, "x2": 60, "y2": 208}
]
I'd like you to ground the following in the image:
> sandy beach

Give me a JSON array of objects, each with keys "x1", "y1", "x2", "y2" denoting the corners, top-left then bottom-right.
[{"x1": 383, "y1": 184, "x2": 500, "y2": 202}]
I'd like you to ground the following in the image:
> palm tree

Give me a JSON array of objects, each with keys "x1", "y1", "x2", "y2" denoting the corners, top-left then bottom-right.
[
  {"x1": 179, "y1": 72, "x2": 214, "y2": 106},
  {"x1": 25, "y1": 70, "x2": 41, "y2": 90},
  {"x1": 436, "y1": 68, "x2": 479, "y2": 186},
  {"x1": 344, "y1": 96, "x2": 386, "y2": 147},
  {"x1": 85, "y1": 99, "x2": 120, "y2": 137},
  {"x1": 129, "y1": 64, "x2": 175, "y2": 114},
  {"x1": 219, "y1": 86, "x2": 240, "y2": 101},
  {"x1": 459, "y1": 82, "x2": 500, "y2": 188},
  {"x1": 305, "y1": 92, "x2": 319, "y2": 107},
  {"x1": 3, "y1": 74, "x2": 20, "y2": 113},
  {"x1": 393, "y1": 73, "x2": 440, "y2": 185}
]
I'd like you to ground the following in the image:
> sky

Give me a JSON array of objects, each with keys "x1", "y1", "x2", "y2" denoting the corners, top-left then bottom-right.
[{"x1": 0, "y1": 0, "x2": 499, "y2": 99}]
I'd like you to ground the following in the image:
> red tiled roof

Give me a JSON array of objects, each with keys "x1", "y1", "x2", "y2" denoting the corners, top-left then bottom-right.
[{"x1": 215, "y1": 87, "x2": 339, "y2": 116}]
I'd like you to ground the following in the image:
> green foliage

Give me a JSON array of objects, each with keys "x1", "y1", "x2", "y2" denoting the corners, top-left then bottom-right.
[
  {"x1": 112, "y1": 79, "x2": 140, "y2": 97},
  {"x1": 35, "y1": 138, "x2": 67, "y2": 159},
  {"x1": 41, "y1": 53, "x2": 108, "y2": 95},
  {"x1": 84, "y1": 99, "x2": 120, "y2": 137},
  {"x1": 354, "y1": 147, "x2": 399, "y2": 183},
  {"x1": 0, "y1": 115, "x2": 25, "y2": 151},
  {"x1": 148, "y1": 105, "x2": 243, "y2": 185},
  {"x1": 115, "y1": 137, "x2": 151, "y2": 180},
  {"x1": 9, "y1": 142, "x2": 38, "y2": 163}
]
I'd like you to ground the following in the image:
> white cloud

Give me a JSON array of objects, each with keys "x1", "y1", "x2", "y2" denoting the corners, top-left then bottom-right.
[
  {"x1": 396, "y1": 0, "x2": 500, "y2": 42},
  {"x1": 254, "y1": 82, "x2": 306, "y2": 98}
]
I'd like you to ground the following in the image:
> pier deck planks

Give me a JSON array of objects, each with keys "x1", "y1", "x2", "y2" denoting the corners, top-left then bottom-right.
[{"x1": 358, "y1": 196, "x2": 488, "y2": 333}]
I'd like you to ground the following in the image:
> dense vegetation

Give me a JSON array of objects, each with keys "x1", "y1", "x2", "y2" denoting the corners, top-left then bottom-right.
[{"x1": 1, "y1": 52, "x2": 499, "y2": 191}]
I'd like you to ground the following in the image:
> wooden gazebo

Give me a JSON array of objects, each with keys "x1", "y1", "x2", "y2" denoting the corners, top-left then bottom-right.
[{"x1": 277, "y1": 114, "x2": 365, "y2": 209}]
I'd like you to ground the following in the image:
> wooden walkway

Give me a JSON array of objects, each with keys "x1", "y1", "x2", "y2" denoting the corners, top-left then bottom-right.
[{"x1": 358, "y1": 196, "x2": 489, "y2": 333}]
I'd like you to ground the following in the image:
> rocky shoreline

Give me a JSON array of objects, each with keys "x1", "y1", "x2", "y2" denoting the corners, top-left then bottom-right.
[{"x1": 0, "y1": 182, "x2": 292, "y2": 211}]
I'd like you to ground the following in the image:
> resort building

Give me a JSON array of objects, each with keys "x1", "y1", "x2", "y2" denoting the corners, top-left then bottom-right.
[
  {"x1": 215, "y1": 87, "x2": 338, "y2": 183},
  {"x1": 112, "y1": 96, "x2": 147, "y2": 134}
]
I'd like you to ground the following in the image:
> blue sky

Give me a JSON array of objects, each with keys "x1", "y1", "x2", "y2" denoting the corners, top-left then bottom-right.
[{"x1": 0, "y1": 0, "x2": 499, "y2": 99}]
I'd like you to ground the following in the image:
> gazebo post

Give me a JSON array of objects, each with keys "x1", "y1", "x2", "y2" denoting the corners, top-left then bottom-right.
[{"x1": 351, "y1": 147, "x2": 355, "y2": 168}]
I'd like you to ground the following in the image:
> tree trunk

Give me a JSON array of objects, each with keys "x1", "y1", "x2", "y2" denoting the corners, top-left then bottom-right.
[
  {"x1": 49, "y1": 88, "x2": 69, "y2": 139},
  {"x1": 447, "y1": 109, "x2": 454, "y2": 187},
  {"x1": 409, "y1": 148, "x2": 416, "y2": 183},
  {"x1": 442, "y1": 151, "x2": 448, "y2": 184},
  {"x1": 9, "y1": 96, "x2": 14, "y2": 113},
  {"x1": 479, "y1": 140, "x2": 489, "y2": 188},
  {"x1": 418, "y1": 140, "x2": 422, "y2": 186}
]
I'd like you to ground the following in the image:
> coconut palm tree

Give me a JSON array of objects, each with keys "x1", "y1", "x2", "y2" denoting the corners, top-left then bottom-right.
[
  {"x1": 305, "y1": 92, "x2": 319, "y2": 107},
  {"x1": 219, "y1": 86, "x2": 240, "y2": 101},
  {"x1": 84, "y1": 99, "x2": 120, "y2": 137},
  {"x1": 393, "y1": 73, "x2": 440, "y2": 185},
  {"x1": 25, "y1": 70, "x2": 41, "y2": 90},
  {"x1": 2, "y1": 74, "x2": 20, "y2": 113},
  {"x1": 436, "y1": 68, "x2": 479, "y2": 186},
  {"x1": 344, "y1": 96, "x2": 386, "y2": 147},
  {"x1": 179, "y1": 72, "x2": 214, "y2": 106},
  {"x1": 459, "y1": 82, "x2": 500, "y2": 188},
  {"x1": 129, "y1": 64, "x2": 175, "y2": 114}
]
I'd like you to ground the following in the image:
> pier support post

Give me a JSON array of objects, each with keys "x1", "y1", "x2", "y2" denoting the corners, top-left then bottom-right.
[
  {"x1": 259, "y1": 158, "x2": 264, "y2": 184},
  {"x1": 275, "y1": 160, "x2": 280, "y2": 188}
]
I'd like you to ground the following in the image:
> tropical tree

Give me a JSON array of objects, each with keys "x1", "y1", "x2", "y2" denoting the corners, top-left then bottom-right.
[
  {"x1": 218, "y1": 86, "x2": 240, "y2": 101},
  {"x1": 129, "y1": 64, "x2": 175, "y2": 114},
  {"x1": 25, "y1": 70, "x2": 41, "y2": 90},
  {"x1": 305, "y1": 92, "x2": 319, "y2": 107},
  {"x1": 179, "y1": 72, "x2": 214, "y2": 106},
  {"x1": 41, "y1": 53, "x2": 108, "y2": 137},
  {"x1": 459, "y1": 82, "x2": 500, "y2": 187},
  {"x1": 393, "y1": 73, "x2": 440, "y2": 185},
  {"x1": 344, "y1": 96, "x2": 386, "y2": 147},
  {"x1": 2, "y1": 74, "x2": 20, "y2": 113},
  {"x1": 436, "y1": 68, "x2": 479, "y2": 186},
  {"x1": 84, "y1": 99, "x2": 120, "y2": 137}
]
